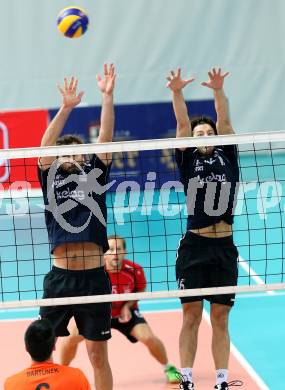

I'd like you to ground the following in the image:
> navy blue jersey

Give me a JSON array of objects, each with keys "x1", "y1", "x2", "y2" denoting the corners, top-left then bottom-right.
[
  {"x1": 38, "y1": 155, "x2": 111, "y2": 253},
  {"x1": 175, "y1": 145, "x2": 239, "y2": 230}
]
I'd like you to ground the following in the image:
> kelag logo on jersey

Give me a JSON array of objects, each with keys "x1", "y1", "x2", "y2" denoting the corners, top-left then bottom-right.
[
  {"x1": 0, "y1": 121, "x2": 10, "y2": 182},
  {"x1": 46, "y1": 159, "x2": 115, "y2": 233}
]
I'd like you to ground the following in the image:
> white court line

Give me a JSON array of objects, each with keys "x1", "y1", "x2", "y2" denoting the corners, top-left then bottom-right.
[
  {"x1": 239, "y1": 255, "x2": 276, "y2": 295},
  {"x1": 227, "y1": 254, "x2": 273, "y2": 388},
  {"x1": 203, "y1": 310, "x2": 269, "y2": 390}
]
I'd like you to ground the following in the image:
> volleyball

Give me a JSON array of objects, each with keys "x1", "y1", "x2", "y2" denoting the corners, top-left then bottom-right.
[{"x1": 57, "y1": 7, "x2": 89, "y2": 38}]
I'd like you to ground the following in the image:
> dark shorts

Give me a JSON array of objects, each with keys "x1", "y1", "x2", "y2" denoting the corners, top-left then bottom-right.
[
  {"x1": 40, "y1": 266, "x2": 112, "y2": 341},
  {"x1": 176, "y1": 231, "x2": 238, "y2": 306},
  {"x1": 111, "y1": 308, "x2": 146, "y2": 343}
]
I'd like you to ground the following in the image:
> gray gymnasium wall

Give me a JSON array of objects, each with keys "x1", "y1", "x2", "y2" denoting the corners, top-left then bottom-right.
[{"x1": 0, "y1": 0, "x2": 285, "y2": 133}]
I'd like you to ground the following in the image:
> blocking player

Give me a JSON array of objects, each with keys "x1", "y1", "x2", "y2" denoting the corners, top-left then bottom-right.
[
  {"x1": 38, "y1": 64, "x2": 116, "y2": 390},
  {"x1": 167, "y1": 68, "x2": 241, "y2": 390}
]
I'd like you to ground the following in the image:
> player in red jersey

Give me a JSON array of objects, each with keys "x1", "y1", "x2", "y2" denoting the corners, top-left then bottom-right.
[{"x1": 60, "y1": 235, "x2": 179, "y2": 384}]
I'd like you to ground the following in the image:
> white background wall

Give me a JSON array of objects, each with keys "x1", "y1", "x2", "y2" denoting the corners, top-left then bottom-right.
[{"x1": 0, "y1": 0, "x2": 285, "y2": 133}]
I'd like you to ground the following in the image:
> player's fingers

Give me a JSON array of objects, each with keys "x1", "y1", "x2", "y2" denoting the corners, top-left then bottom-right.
[
  {"x1": 96, "y1": 74, "x2": 102, "y2": 81},
  {"x1": 118, "y1": 317, "x2": 128, "y2": 323},
  {"x1": 222, "y1": 71, "x2": 230, "y2": 78},
  {"x1": 201, "y1": 81, "x2": 211, "y2": 88},
  {"x1": 109, "y1": 63, "x2": 114, "y2": 77},
  {"x1": 73, "y1": 79, "x2": 78, "y2": 91},
  {"x1": 166, "y1": 76, "x2": 172, "y2": 82},
  {"x1": 69, "y1": 76, "x2": 76, "y2": 90},
  {"x1": 64, "y1": 78, "x2": 68, "y2": 90},
  {"x1": 69, "y1": 76, "x2": 75, "y2": 90},
  {"x1": 208, "y1": 71, "x2": 213, "y2": 80},
  {"x1": 170, "y1": 70, "x2": 175, "y2": 77},
  {"x1": 212, "y1": 68, "x2": 217, "y2": 75},
  {"x1": 184, "y1": 78, "x2": 194, "y2": 86},
  {"x1": 77, "y1": 91, "x2": 84, "y2": 100},
  {"x1": 57, "y1": 84, "x2": 64, "y2": 94},
  {"x1": 176, "y1": 67, "x2": 181, "y2": 77},
  {"x1": 104, "y1": 63, "x2": 108, "y2": 76}
]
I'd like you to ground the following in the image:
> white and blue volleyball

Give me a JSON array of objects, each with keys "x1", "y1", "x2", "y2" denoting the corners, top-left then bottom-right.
[{"x1": 57, "y1": 7, "x2": 89, "y2": 38}]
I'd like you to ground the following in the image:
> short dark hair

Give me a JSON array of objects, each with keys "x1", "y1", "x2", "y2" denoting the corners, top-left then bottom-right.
[
  {"x1": 24, "y1": 319, "x2": 55, "y2": 362},
  {"x1": 191, "y1": 116, "x2": 217, "y2": 135},
  {"x1": 56, "y1": 134, "x2": 84, "y2": 146},
  {"x1": 108, "y1": 235, "x2": 126, "y2": 249}
]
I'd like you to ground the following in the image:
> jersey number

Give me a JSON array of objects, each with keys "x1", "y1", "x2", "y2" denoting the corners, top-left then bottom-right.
[{"x1": 35, "y1": 384, "x2": 50, "y2": 390}]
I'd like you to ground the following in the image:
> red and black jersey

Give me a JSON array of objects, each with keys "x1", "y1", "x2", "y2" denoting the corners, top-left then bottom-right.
[{"x1": 107, "y1": 259, "x2": 147, "y2": 318}]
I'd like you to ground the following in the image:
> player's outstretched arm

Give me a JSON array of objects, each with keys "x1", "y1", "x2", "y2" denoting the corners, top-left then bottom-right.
[
  {"x1": 39, "y1": 77, "x2": 84, "y2": 170},
  {"x1": 201, "y1": 67, "x2": 235, "y2": 135},
  {"x1": 166, "y1": 68, "x2": 194, "y2": 139},
  {"x1": 96, "y1": 63, "x2": 116, "y2": 165}
]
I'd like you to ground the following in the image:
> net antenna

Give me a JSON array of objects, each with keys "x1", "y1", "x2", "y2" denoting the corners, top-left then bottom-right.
[{"x1": 0, "y1": 121, "x2": 10, "y2": 182}]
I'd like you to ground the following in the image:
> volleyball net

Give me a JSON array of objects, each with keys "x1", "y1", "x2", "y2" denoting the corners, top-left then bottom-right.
[{"x1": 0, "y1": 131, "x2": 285, "y2": 310}]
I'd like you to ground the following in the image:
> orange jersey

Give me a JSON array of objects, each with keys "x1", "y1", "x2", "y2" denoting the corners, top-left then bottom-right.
[{"x1": 4, "y1": 361, "x2": 91, "y2": 390}]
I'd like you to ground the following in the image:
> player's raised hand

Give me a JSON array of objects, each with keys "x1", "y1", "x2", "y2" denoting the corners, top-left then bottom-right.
[
  {"x1": 166, "y1": 68, "x2": 194, "y2": 92},
  {"x1": 57, "y1": 77, "x2": 84, "y2": 109},
  {"x1": 201, "y1": 67, "x2": 229, "y2": 90},
  {"x1": 96, "y1": 63, "x2": 116, "y2": 95}
]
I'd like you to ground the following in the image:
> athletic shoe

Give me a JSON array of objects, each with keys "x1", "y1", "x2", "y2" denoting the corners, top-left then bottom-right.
[
  {"x1": 179, "y1": 381, "x2": 195, "y2": 390},
  {"x1": 176, "y1": 374, "x2": 195, "y2": 389},
  {"x1": 164, "y1": 364, "x2": 180, "y2": 383},
  {"x1": 214, "y1": 380, "x2": 243, "y2": 389}
]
